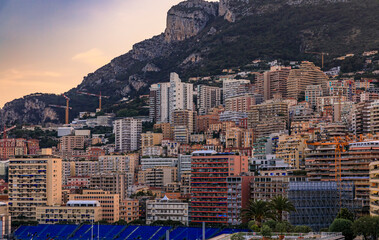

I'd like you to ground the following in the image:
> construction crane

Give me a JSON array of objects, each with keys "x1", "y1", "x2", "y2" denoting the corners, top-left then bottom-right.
[
  {"x1": 77, "y1": 91, "x2": 110, "y2": 112},
  {"x1": 307, "y1": 136, "x2": 353, "y2": 207},
  {"x1": 49, "y1": 95, "x2": 72, "y2": 125},
  {"x1": 305, "y1": 51, "x2": 329, "y2": 69},
  {"x1": 0, "y1": 125, "x2": 16, "y2": 139}
]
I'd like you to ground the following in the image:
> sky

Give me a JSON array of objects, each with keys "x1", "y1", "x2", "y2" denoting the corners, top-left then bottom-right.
[{"x1": 0, "y1": 0, "x2": 202, "y2": 107}]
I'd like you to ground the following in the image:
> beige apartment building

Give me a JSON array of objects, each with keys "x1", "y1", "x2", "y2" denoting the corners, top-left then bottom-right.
[
  {"x1": 60, "y1": 135, "x2": 85, "y2": 151},
  {"x1": 90, "y1": 172, "x2": 132, "y2": 200},
  {"x1": 145, "y1": 167, "x2": 177, "y2": 189},
  {"x1": 247, "y1": 100, "x2": 288, "y2": 140},
  {"x1": 141, "y1": 132, "x2": 163, "y2": 149},
  {"x1": 172, "y1": 110, "x2": 197, "y2": 133},
  {"x1": 256, "y1": 66, "x2": 291, "y2": 100},
  {"x1": 120, "y1": 198, "x2": 139, "y2": 223},
  {"x1": 225, "y1": 94, "x2": 257, "y2": 112},
  {"x1": 99, "y1": 155, "x2": 136, "y2": 173},
  {"x1": 9, "y1": 156, "x2": 62, "y2": 221},
  {"x1": 287, "y1": 61, "x2": 329, "y2": 100},
  {"x1": 69, "y1": 190, "x2": 120, "y2": 223},
  {"x1": 370, "y1": 161, "x2": 379, "y2": 216},
  {"x1": 36, "y1": 200, "x2": 102, "y2": 224},
  {"x1": 276, "y1": 134, "x2": 309, "y2": 169}
]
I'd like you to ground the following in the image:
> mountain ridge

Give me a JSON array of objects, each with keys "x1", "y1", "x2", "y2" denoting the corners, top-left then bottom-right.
[{"x1": 1, "y1": 0, "x2": 378, "y2": 125}]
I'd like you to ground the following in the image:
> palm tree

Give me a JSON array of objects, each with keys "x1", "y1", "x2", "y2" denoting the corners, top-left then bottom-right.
[
  {"x1": 269, "y1": 196, "x2": 296, "y2": 221},
  {"x1": 241, "y1": 199, "x2": 272, "y2": 227}
]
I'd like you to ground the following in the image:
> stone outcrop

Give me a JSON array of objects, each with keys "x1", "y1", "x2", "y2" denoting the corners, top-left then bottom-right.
[{"x1": 164, "y1": 0, "x2": 218, "y2": 42}]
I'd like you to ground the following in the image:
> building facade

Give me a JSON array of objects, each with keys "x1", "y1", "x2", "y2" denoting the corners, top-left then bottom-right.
[
  {"x1": 114, "y1": 118, "x2": 142, "y2": 152},
  {"x1": 9, "y1": 156, "x2": 62, "y2": 221}
]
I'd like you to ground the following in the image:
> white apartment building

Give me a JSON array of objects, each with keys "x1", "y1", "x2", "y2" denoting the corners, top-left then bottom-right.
[
  {"x1": 150, "y1": 73, "x2": 193, "y2": 124},
  {"x1": 223, "y1": 79, "x2": 251, "y2": 102},
  {"x1": 114, "y1": 118, "x2": 142, "y2": 152},
  {"x1": 146, "y1": 196, "x2": 189, "y2": 225},
  {"x1": 197, "y1": 85, "x2": 222, "y2": 115},
  {"x1": 99, "y1": 155, "x2": 134, "y2": 172},
  {"x1": 140, "y1": 157, "x2": 178, "y2": 170},
  {"x1": 169, "y1": 73, "x2": 194, "y2": 123}
]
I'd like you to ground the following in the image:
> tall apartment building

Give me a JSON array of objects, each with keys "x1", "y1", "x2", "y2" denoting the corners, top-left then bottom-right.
[
  {"x1": 197, "y1": 85, "x2": 222, "y2": 115},
  {"x1": 150, "y1": 73, "x2": 193, "y2": 123},
  {"x1": 287, "y1": 61, "x2": 329, "y2": 100},
  {"x1": 305, "y1": 85, "x2": 323, "y2": 107},
  {"x1": 178, "y1": 155, "x2": 191, "y2": 180},
  {"x1": 190, "y1": 151, "x2": 249, "y2": 224},
  {"x1": 149, "y1": 82, "x2": 170, "y2": 123},
  {"x1": 256, "y1": 66, "x2": 291, "y2": 100},
  {"x1": 169, "y1": 73, "x2": 194, "y2": 123},
  {"x1": 306, "y1": 141, "x2": 379, "y2": 208},
  {"x1": 247, "y1": 100, "x2": 289, "y2": 139},
  {"x1": 352, "y1": 100, "x2": 379, "y2": 135},
  {"x1": 225, "y1": 94, "x2": 257, "y2": 112},
  {"x1": 9, "y1": 156, "x2": 62, "y2": 221},
  {"x1": 172, "y1": 110, "x2": 197, "y2": 133},
  {"x1": 369, "y1": 161, "x2": 379, "y2": 216},
  {"x1": 60, "y1": 135, "x2": 85, "y2": 152},
  {"x1": 227, "y1": 176, "x2": 254, "y2": 225},
  {"x1": 69, "y1": 189, "x2": 120, "y2": 223},
  {"x1": 223, "y1": 79, "x2": 251, "y2": 102},
  {"x1": 90, "y1": 172, "x2": 131, "y2": 200},
  {"x1": 149, "y1": 83, "x2": 161, "y2": 122},
  {"x1": 114, "y1": 118, "x2": 142, "y2": 152},
  {"x1": 276, "y1": 134, "x2": 308, "y2": 169}
]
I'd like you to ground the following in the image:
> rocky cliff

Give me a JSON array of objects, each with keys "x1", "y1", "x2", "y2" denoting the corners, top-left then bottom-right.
[
  {"x1": 165, "y1": 0, "x2": 218, "y2": 42},
  {"x1": 1, "y1": 0, "x2": 378, "y2": 125}
]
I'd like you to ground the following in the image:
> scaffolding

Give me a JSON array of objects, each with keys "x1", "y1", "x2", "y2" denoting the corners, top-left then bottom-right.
[{"x1": 288, "y1": 182, "x2": 339, "y2": 231}]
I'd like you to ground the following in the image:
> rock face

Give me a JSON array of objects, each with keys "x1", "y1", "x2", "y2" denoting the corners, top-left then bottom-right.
[
  {"x1": 218, "y1": 0, "x2": 352, "y2": 22},
  {"x1": 164, "y1": 0, "x2": 218, "y2": 42},
  {"x1": 0, "y1": 94, "x2": 60, "y2": 125},
  {"x1": 1, "y1": 0, "x2": 376, "y2": 125},
  {"x1": 219, "y1": 0, "x2": 249, "y2": 22}
]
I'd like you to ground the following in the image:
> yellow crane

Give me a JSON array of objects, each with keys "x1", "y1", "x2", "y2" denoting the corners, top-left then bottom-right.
[{"x1": 305, "y1": 51, "x2": 329, "y2": 69}]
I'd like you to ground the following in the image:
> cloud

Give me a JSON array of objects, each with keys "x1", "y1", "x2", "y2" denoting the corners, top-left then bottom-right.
[
  {"x1": 72, "y1": 48, "x2": 110, "y2": 66},
  {"x1": 0, "y1": 68, "x2": 62, "y2": 82}
]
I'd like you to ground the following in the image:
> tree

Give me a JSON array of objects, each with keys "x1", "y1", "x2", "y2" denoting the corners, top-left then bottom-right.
[
  {"x1": 353, "y1": 216, "x2": 379, "y2": 240},
  {"x1": 336, "y1": 208, "x2": 354, "y2": 222},
  {"x1": 241, "y1": 200, "x2": 272, "y2": 227},
  {"x1": 329, "y1": 218, "x2": 354, "y2": 240},
  {"x1": 113, "y1": 219, "x2": 128, "y2": 225},
  {"x1": 294, "y1": 225, "x2": 312, "y2": 233},
  {"x1": 260, "y1": 225, "x2": 273, "y2": 239},
  {"x1": 269, "y1": 196, "x2": 296, "y2": 221},
  {"x1": 274, "y1": 221, "x2": 293, "y2": 233},
  {"x1": 231, "y1": 233, "x2": 245, "y2": 240}
]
